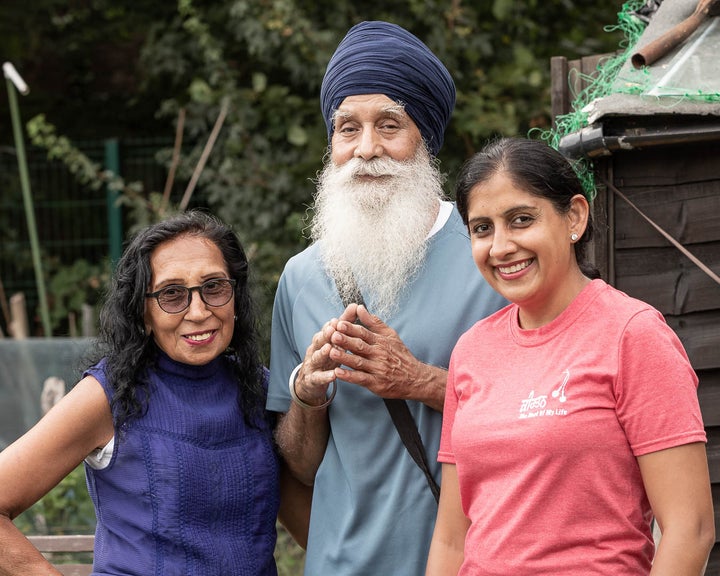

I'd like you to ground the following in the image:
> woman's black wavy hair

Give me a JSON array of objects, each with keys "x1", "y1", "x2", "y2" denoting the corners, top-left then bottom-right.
[
  {"x1": 94, "y1": 210, "x2": 266, "y2": 429},
  {"x1": 455, "y1": 137, "x2": 601, "y2": 280}
]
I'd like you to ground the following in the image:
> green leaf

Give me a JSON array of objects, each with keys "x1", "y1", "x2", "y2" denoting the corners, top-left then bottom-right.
[
  {"x1": 287, "y1": 124, "x2": 307, "y2": 146},
  {"x1": 492, "y1": 0, "x2": 515, "y2": 21},
  {"x1": 188, "y1": 78, "x2": 213, "y2": 104},
  {"x1": 252, "y1": 72, "x2": 268, "y2": 93}
]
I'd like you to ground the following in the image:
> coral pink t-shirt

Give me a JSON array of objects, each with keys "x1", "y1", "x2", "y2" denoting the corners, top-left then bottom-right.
[{"x1": 439, "y1": 280, "x2": 706, "y2": 575}]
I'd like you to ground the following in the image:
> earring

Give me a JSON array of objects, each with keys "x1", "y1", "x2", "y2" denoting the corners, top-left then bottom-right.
[{"x1": 570, "y1": 233, "x2": 579, "y2": 242}]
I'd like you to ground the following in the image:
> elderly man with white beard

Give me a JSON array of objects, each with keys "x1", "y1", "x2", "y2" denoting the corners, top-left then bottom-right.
[{"x1": 267, "y1": 21, "x2": 507, "y2": 576}]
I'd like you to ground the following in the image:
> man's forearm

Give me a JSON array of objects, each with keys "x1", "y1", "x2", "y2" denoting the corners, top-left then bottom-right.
[
  {"x1": 412, "y1": 363, "x2": 447, "y2": 412},
  {"x1": 275, "y1": 404, "x2": 330, "y2": 486}
]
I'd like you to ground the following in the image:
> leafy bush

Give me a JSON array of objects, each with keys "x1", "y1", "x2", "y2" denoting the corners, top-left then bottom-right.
[{"x1": 15, "y1": 464, "x2": 95, "y2": 535}]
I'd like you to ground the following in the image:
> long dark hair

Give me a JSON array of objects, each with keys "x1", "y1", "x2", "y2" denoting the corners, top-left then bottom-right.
[
  {"x1": 455, "y1": 137, "x2": 600, "y2": 280},
  {"x1": 95, "y1": 210, "x2": 266, "y2": 428}
]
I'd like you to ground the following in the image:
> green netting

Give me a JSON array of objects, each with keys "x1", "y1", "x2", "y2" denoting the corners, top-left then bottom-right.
[
  {"x1": 537, "y1": 0, "x2": 720, "y2": 199},
  {"x1": 551, "y1": 1, "x2": 646, "y2": 143},
  {"x1": 536, "y1": 0, "x2": 647, "y2": 199}
]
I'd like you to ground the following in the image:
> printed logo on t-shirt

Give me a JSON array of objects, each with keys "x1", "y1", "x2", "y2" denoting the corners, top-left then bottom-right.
[{"x1": 518, "y1": 369, "x2": 570, "y2": 419}]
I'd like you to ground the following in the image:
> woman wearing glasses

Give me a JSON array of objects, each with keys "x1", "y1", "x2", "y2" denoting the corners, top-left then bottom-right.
[{"x1": 0, "y1": 211, "x2": 281, "y2": 574}]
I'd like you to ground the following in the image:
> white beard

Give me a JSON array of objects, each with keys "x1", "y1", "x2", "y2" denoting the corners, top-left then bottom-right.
[{"x1": 310, "y1": 145, "x2": 446, "y2": 319}]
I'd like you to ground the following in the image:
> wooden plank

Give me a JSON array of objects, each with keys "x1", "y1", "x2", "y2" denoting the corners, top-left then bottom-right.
[
  {"x1": 9, "y1": 293, "x2": 28, "y2": 339},
  {"x1": 713, "y1": 483, "x2": 720, "y2": 542},
  {"x1": 580, "y1": 54, "x2": 615, "y2": 80},
  {"x1": 550, "y1": 56, "x2": 570, "y2": 124},
  {"x1": 614, "y1": 245, "x2": 720, "y2": 274},
  {"x1": 615, "y1": 266, "x2": 718, "y2": 316},
  {"x1": 705, "y1": 426, "x2": 720, "y2": 484},
  {"x1": 590, "y1": 159, "x2": 612, "y2": 283},
  {"x1": 613, "y1": 184, "x2": 720, "y2": 249},
  {"x1": 55, "y1": 565, "x2": 92, "y2": 576},
  {"x1": 665, "y1": 312, "x2": 720, "y2": 371},
  {"x1": 27, "y1": 535, "x2": 93, "y2": 576},
  {"x1": 699, "y1": 370, "x2": 720, "y2": 428},
  {"x1": 708, "y1": 545, "x2": 720, "y2": 576},
  {"x1": 704, "y1": 485, "x2": 719, "y2": 572},
  {"x1": 27, "y1": 535, "x2": 94, "y2": 552},
  {"x1": 565, "y1": 54, "x2": 615, "y2": 104},
  {"x1": 614, "y1": 245, "x2": 720, "y2": 315},
  {"x1": 612, "y1": 141, "x2": 720, "y2": 187},
  {"x1": 566, "y1": 58, "x2": 582, "y2": 108},
  {"x1": 550, "y1": 51, "x2": 620, "y2": 125}
]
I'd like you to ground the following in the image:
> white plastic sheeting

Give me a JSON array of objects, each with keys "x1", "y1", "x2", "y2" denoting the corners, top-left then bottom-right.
[{"x1": 0, "y1": 338, "x2": 93, "y2": 450}]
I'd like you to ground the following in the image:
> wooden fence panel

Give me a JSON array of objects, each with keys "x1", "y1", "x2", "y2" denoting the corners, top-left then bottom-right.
[
  {"x1": 614, "y1": 245, "x2": 720, "y2": 315},
  {"x1": 27, "y1": 534, "x2": 93, "y2": 576}
]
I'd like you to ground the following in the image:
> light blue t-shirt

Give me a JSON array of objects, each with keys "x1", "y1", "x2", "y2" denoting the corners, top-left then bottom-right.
[{"x1": 267, "y1": 206, "x2": 507, "y2": 576}]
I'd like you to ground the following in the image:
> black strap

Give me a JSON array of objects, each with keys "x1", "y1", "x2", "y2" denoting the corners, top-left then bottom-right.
[
  {"x1": 340, "y1": 286, "x2": 440, "y2": 503},
  {"x1": 383, "y1": 398, "x2": 441, "y2": 502}
]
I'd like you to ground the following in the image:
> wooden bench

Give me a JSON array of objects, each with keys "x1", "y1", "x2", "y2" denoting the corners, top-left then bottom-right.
[{"x1": 27, "y1": 534, "x2": 94, "y2": 576}]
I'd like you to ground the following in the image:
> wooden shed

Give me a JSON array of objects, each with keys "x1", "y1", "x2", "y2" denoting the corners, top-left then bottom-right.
[{"x1": 551, "y1": 0, "x2": 720, "y2": 571}]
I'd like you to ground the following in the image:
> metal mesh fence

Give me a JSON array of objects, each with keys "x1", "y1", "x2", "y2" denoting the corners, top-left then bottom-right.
[{"x1": 0, "y1": 137, "x2": 171, "y2": 336}]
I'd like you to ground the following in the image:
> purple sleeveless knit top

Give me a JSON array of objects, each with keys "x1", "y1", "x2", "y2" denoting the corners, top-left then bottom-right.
[{"x1": 84, "y1": 352, "x2": 279, "y2": 575}]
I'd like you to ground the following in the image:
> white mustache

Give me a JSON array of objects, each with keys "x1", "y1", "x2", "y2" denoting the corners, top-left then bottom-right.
[
  {"x1": 351, "y1": 161, "x2": 394, "y2": 178},
  {"x1": 335, "y1": 157, "x2": 414, "y2": 180}
]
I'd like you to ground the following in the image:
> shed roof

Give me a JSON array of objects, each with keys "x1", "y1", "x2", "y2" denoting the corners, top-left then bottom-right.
[
  {"x1": 557, "y1": 0, "x2": 720, "y2": 159},
  {"x1": 585, "y1": 0, "x2": 720, "y2": 123}
]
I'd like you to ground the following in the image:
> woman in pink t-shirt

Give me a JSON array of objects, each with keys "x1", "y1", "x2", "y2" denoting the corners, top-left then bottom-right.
[{"x1": 426, "y1": 137, "x2": 714, "y2": 575}]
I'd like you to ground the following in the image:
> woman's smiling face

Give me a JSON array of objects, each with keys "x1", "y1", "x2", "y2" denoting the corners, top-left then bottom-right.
[
  {"x1": 466, "y1": 171, "x2": 586, "y2": 327},
  {"x1": 144, "y1": 235, "x2": 235, "y2": 365}
]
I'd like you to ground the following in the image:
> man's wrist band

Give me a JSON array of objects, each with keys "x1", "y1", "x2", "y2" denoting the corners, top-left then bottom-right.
[{"x1": 289, "y1": 372, "x2": 336, "y2": 410}]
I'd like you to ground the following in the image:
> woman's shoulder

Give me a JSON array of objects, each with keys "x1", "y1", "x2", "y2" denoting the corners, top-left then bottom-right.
[
  {"x1": 456, "y1": 304, "x2": 514, "y2": 344},
  {"x1": 578, "y1": 281, "x2": 674, "y2": 348},
  {"x1": 593, "y1": 280, "x2": 663, "y2": 320},
  {"x1": 84, "y1": 357, "x2": 110, "y2": 387}
]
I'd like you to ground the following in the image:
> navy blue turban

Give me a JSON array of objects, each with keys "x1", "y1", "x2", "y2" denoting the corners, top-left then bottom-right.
[{"x1": 320, "y1": 21, "x2": 456, "y2": 157}]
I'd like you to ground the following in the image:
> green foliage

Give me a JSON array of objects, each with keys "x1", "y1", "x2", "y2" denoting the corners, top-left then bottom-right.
[
  {"x1": 26, "y1": 114, "x2": 171, "y2": 235},
  {"x1": 137, "y1": 0, "x2": 628, "y2": 224},
  {"x1": 45, "y1": 258, "x2": 108, "y2": 334},
  {"x1": 24, "y1": 115, "x2": 173, "y2": 335},
  {"x1": 5, "y1": 0, "x2": 629, "y2": 346},
  {"x1": 275, "y1": 526, "x2": 306, "y2": 575},
  {"x1": 26, "y1": 116, "x2": 109, "y2": 191},
  {"x1": 15, "y1": 465, "x2": 95, "y2": 535}
]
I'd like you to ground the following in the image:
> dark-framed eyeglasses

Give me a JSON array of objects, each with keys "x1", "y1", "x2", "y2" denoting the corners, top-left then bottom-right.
[{"x1": 145, "y1": 278, "x2": 237, "y2": 314}]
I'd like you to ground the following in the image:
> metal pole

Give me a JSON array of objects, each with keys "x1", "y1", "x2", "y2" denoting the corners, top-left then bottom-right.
[
  {"x1": 104, "y1": 138, "x2": 122, "y2": 267},
  {"x1": 3, "y1": 62, "x2": 53, "y2": 338}
]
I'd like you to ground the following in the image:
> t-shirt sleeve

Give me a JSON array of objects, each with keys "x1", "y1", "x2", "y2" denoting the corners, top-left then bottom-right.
[
  {"x1": 438, "y1": 348, "x2": 461, "y2": 464},
  {"x1": 615, "y1": 309, "x2": 706, "y2": 456},
  {"x1": 266, "y1": 272, "x2": 300, "y2": 414}
]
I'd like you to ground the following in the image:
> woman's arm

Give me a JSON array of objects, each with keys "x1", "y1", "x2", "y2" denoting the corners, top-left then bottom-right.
[
  {"x1": 638, "y1": 442, "x2": 715, "y2": 576},
  {"x1": 0, "y1": 376, "x2": 113, "y2": 575},
  {"x1": 277, "y1": 457, "x2": 312, "y2": 549},
  {"x1": 425, "y1": 463, "x2": 470, "y2": 576}
]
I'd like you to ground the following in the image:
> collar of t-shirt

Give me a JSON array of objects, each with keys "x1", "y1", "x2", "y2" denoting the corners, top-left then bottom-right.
[{"x1": 427, "y1": 200, "x2": 453, "y2": 239}]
